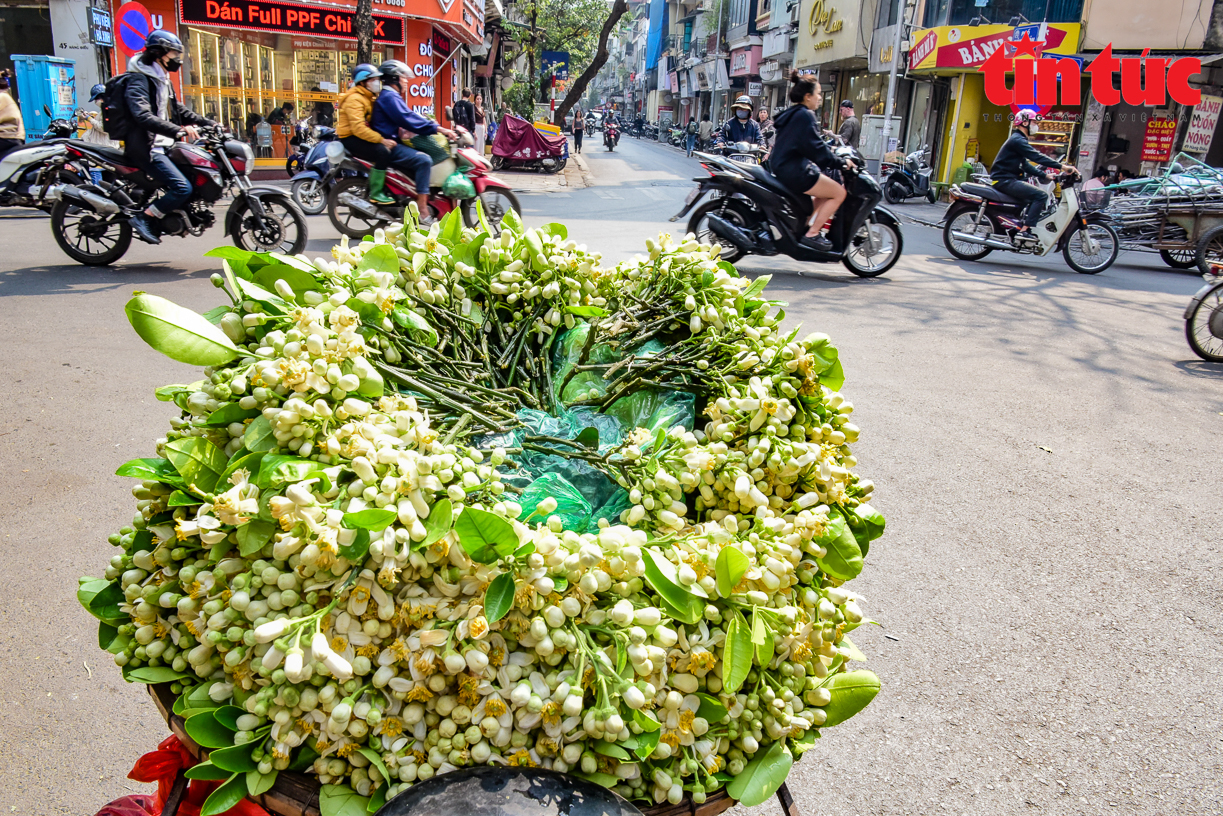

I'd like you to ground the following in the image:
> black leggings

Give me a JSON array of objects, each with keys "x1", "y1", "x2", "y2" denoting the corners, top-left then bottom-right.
[
  {"x1": 574, "y1": 130, "x2": 583, "y2": 151},
  {"x1": 341, "y1": 135, "x2": 391, "y2": 170},
  {"x1": 993, "y1": 178, "x2": 1048, "y2": 227}
]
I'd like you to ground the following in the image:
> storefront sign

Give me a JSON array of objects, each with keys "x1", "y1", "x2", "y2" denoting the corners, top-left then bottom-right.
[
  {"x1": 730, "y1": 45, "x2": 762, "y2": 77},
  {"x1": 1140, "y1": 117, "x2": 1176, "y2": 162},
  {"x1": 1184, "y1": 95, "x2": 1222, "y2": 155},
  {"x1": 807, "y1": 0, "x2": 842, "y2": 36},
  {"x1": 747, "y1": 80, "x2": 762, "y2": 97},
  {"x1": 759, "y1": 60, "x2": 782, "y2": 82},
  {"x1": 89, "y1": 7, "x2": 115, "y2": 46},
  {"x1": 869, "y1": 23, "x2": 899, "y2": 73},
  {"x1": 179, "y1": 0, "x2": 406, "y2": 44},
  {"x1": 795, "y1": 0, "x2": 862, "y2": 68},
  {"x1": 908, "y1": 29, "x2": 936, "y2": 70},
  {"x1": 432, "y1": 29, "x2": 452, "y2": 56},
  {"x1": 907, "y1": 23, "x2": 1079, "y2": 72}
]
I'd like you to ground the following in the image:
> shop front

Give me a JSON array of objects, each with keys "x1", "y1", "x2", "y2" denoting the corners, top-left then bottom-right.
[
  {"x1": 758, "y1": 24, "x2": 793, "y2": 115},
  {"x1": 793, "y1": 0, "x2": 866, "y2": 131}
]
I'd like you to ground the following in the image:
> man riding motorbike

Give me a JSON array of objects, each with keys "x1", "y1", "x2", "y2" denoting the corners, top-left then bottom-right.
[
  {"x1": 337, "y1": 63, "x2": 396, "y2": 205},
  {"x1": 372, "y1": 59, "x2": 456, "y2": 221},
  {"x1": 722, "y1": 95, "x2": 762, "y2": 146},
  {"x1": 769, "y1": 70, "x2": 856, "y2": 252},
  {"x1": 122, "y1": 30, "x2": 216, "y2": 244},
  {"x1": 990, "y1": 108, "x2": 1077, "y2": 242}
]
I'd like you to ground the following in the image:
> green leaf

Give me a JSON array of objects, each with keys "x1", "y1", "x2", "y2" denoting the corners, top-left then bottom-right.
[
  {"x1": 155, "y1": 383, "x2": 198, "y2": 408},
  {"x1": 243, "y1": 416, "x2": 277, "y2": 452},
  {"x1": 124, "y1": 666, "x2": 193, "y2": 685},
  {"x1": 454, "y1": 507, "x2": 519, "y2": 564},
  {"x1": 838, "y1": 636, "x2": 867, "y2": 662},
  {"x1": 635, "y1": 729, "x2": 660, "y2": 760},
  {"x1": 98, "y1": 621, "x2": 120, "y2": 650},
  {"x1": 570, "y1": 771, "x2": 620, "y2": 789},
  {"x1": 357, "y1": 748, "x2": 391, "y2": 787},
  {"x1": 168, "y1": 490, "x2": 202, "y2": 507},
  {"x1": 79, "y1": 579, "x2": 123, "y2": 621},
  {"x1": 721, "y1": 611, "x2": 753, "y2": 694},
  {"x1": 632, "y1": 708, "x2": 661, "y2": 732},
  {"x1": 639, "y1": 548, "x2": 702, "y2": 625},
  {"x1": 165, "y1": 437, "x2": 228, "y2": 494},
  {"x1": 817, "y1": 514, "x2": 864, "y2": 581},
  {"x1": 421, "y1": 498, "x2": 453, "y2": 546},
  {"x1": 238, "y1": 279, "x2": 292, "y2": 314},
  {"x1": 574, "y1": 427, "x2": 600, "y2": 449},
  {"x1": 566, "y1": 305, "x2": 607, "y2": 317},
  {"x1": 367, "y1": 784, "x2": 387, "y2": 814},
  {"x1": 440, "y1": 208, "x2": 464, "y2": 246},
  {"x1": 253, "y1": 263, "x2": 319, "y2": 298},
  {"x1": 484, "y1": 572, "x2": 516, "y2": 623},
  {"x1": 202, "y1": 305, "x2": 230, "y2": 325},
  {"x1": 338, "y1": 529, "x2": 371, "y2": 563},
  {"x1": 696, "y1": 693, "x2": 728, "y2": 723},
  {"x1": 500, "y1": 206, "x2": 524, "y2": 234},
  {"x1": 209, "y1": 740, "x2": 260, "y2": 772},
  {"x1": 592, "y1": 740, "x2": 633, "y2": 761},
  {"x1": 125, "y1": 293, "x2": 241, "y2": 367},
  {"x1": 211, "y1": 705, "x2": 246, "y2": 731},
  {"x1": 115, "y1": 457, "x2": 180, "y2": 483},
  {"x1": 753, "y1": 608, "x2": 775, "y2": 667},
  {"x1": 319, "y1": 784, "x2": 371, "y2": 816},
  {"x1": 185, "y1": 762, "x2": 233, "y2": 781},
  {"x1": 186, "y1": 681, "x2": 220, "y2": 708},
  {"x1": 237, "y1": 519, "x2": 276, "y2": 557},
  {"x1": 200, "y1": 773, "x2": 247, "y2": 816},
  {"x1": 359, "y1": 243, "x2": 401, "y2": 276},
  {"x1": 205, "y1": 403, "x2": 260, "y2": 427},
  {"x1": 344, "y1": 297, "x2": 383, "y2": 324},
  {"x1": 184, "y1": 710, "x2": 238, "y2": 749},
  {"x1": 288, "y1": 742, "x2": 320, "y2": 773},
  {"x1": 821, "y1": 670, "x2": 881, "y2": 727},
  {"x1": 726, "y1": 740, "x2": 793, "y2": 807},
  {"x1": 852, "y1": 503, "x2": 885, "y2": 557},
  {"x1": 342, "y1": 508, "x2": 398, "y2": 531},
  {"x1": 392, "y1": 308, "x2": 439, "y2": 347},
  {"x1": 715, "y1": 544, "x2": 748, "y2": 598},
  {"x1": 247, "y1": 769, "x2": 278, "y2": 796},
  {"x1": 256, "y1": 455, "x2": 325, "y2": 489},
  {"x1": 539, "y1": 222, "x2": 568, "y2": 240},
  {"x1": 741, "y1": 275, "x2": 772, "y2": 300}
]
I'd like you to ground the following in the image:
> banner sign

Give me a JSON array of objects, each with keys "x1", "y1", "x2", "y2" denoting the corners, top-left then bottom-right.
[
  {"x1": 1140, "y1": 117, "x2": 1177, "y2": 162},
  {"x1": 179, "y1": 0, "x2": 406, "y2": 44},
  {"x1": 1184, "y1": 95, "x2": 1222, "y2": 155}
]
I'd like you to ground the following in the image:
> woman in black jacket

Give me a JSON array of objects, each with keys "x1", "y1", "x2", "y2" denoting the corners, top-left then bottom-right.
[{"x1": 770, "y1": 70, "x2": 856, "y2": 252}]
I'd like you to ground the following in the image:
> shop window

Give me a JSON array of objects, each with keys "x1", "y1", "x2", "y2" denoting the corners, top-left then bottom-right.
[{"x1": 942, "y1": 0, "x2": 1084, "y2": 26}]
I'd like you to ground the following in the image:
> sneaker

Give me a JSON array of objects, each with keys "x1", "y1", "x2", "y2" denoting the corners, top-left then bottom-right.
[
  {"x1": 130, "y1": 213, "x2": 161, "y2": 245},
  {"x1": 800, "y1": 233, "x2": 833, "y2": 252}
]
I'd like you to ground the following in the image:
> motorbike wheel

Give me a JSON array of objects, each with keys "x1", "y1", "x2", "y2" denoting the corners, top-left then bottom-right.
[
  {"x1": 1160, "y1": 248, "x2": 1199, "y2": 269},
  {"x1": 1062, "y1": 222, "x2": 1119, "y2": 274},
  {"x1": 943, "y1": 208, "x2": 998, "y2": 261},
  {"x1": 291, "y1": 177, "x2": 328, "y2": 215},
  {"x1": 926, "y1": 188, "x2": 938, "y2": 204},
  {"x1": 843, "y1": 217, "x2": 903, "y2": 278},
  {"x1": 231, "y1": 195, "x2": 308, "y2": 255},
  {"x1": 883, "y1": 182, "x2": 906, "y2": 205},
  {"x1": 462, "y1": 189, "x2": 521, "y2": 237},
  {"x1": 687, "y1": 198, "x2": 752, "y2": 264},
  {"x1": 1185, "y1": 281, "x2": 1223, "y2": 362},
  {"x1": 328, "y1": 177, "x2": 387, "y2": 238},
  {"x1": 49, "y1": 199, "x2": 131, "y2": 266},
  {"x1": 490, "y1": 156, "x2": 505, "y2": 171}
]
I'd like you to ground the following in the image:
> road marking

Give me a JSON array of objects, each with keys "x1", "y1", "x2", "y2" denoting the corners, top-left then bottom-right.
[
  {"x1": 638, "y1": 188, "x2": 670, "y2": 201},
  {"x1": 593, "y1": 190, "x2": 624, "y2": 200}
]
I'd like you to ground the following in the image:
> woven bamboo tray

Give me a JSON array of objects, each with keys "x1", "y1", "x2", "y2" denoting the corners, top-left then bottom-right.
[{"x1": 149, "y1": 684, "x2": 752, "y2": 816}]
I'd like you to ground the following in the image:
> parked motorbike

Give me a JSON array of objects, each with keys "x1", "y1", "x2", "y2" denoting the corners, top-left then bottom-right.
[
  {"x1": 942, "y1": 169, "x2": 1120, "y2": 274},
  {"x1": 672, "y1": 144, "x2": 904, "y2": 277},
  {"x1": 0, "y1": 105, "x2": 92, "y2": 211},
  {"x1": 48, "y1": 124, "x2": 307, "y2": 266},
  {"x1": 881, "y1": 145, "x2": 936, "y2": 204},
  {"x1": 289, "y1": 127, "x2": 352, "y2": 214},
  {"x1": 328, "y1": 127, "x2": 520, "y2": 238},
  {"x1": 1185, "y1": 260, "x2": 1223, "y2": 361},
  {"x1": 491, "y1": 114, "x2": 567, "y2": 173},
  {"x1": 668, "y1": 126, "x2": 685, "y2": 148},
  {"x1": 605, "y1": 121, "x2": 620, "y2": 152}
]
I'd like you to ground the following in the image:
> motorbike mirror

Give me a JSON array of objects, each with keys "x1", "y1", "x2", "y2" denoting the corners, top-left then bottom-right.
[
  {"x1": 372, "y1": 767, "x2": 644, "y2": 816},
  {"x1": 43, "y1": 105, "x2": 52, "y2": 117},
  {"x1": 325, "y1": 141, "x2": 346, "y2": 164}
]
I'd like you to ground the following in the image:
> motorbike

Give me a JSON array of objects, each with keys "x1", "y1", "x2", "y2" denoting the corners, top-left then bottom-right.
[
  {"x1": 0, "y1": 109, "x2": 86, "y2": 211},
  {"x1": 941, "y1": 168, "x2": 1120, "y2": 274},
  {"x1": 881, "y1": 145, "x2": 936, "y2": 204},
  {"x1": 721, "y1": 140, "x2": 765, "y2": 165},
  {"x1": 672, "y1": 143, "x2": 904, "y2": 278},
  {"x1": 289, "y1": 127, "x2": 353, "y2": 214},
  {"x1": 328, "y1": 127, "x2": 521, "y2": 238},
  {"x1": 1185, "y1": 260, "x2": 1223, "y2": 361},
  {"x1": 668, "y1": 126, "x2": 685, "y2": 147},
  {"x1": 47, "y1": 124, "x2": 307, "y2": 266},
  {"x1": 605, "y1": 121, "x2": 620, "y2": 151},
  {"x1": 491, "y1": 114, "x2": 567, "y2": 173}
]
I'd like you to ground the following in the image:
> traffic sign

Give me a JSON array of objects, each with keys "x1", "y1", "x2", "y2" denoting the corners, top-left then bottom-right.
[{"x1": 116, "y1": 2, "x2": 154, "y2": 59}]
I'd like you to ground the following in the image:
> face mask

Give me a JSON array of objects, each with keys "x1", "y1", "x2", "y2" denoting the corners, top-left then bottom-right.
[
  {"x1": 736, "y1": 110, "x2": 749, "y2": 119},
  {"x1": 166, "y1": 57, "x2": 183, "y2": 72},
  {"x1": 366, "y1": 80, "x2": 382, "y2": 94}
]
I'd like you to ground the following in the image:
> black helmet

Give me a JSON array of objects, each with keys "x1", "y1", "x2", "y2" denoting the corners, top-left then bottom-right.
[
  {"x1": 143, "y1": 30, "x2": 184, "y2": 57},
  {"x1": 379, "y1": 60, "x2": 411, "y2": 81}
]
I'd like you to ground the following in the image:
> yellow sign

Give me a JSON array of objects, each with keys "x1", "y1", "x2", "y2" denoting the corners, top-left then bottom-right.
[
  {"x1": 879, "y1": 44, "x2": 893, "y2": 64},
  {"x1": 907, "y1": 23, "x2": 1081, "y2": 73},
  {"x1": 808, "y1": 0, "x2": 843, "y2": 37}
]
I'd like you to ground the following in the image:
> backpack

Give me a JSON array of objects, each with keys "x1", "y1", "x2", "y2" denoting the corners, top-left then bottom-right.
[
  {"x1": 99, "y1": 73, "x2": 142, "y2": 140},
  {"x1": 687, "y1": 120, "x2": 699, "y2": 134}
]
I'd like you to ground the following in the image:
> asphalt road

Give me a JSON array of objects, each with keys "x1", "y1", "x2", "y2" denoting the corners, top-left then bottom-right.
[{"x1": 1, "y1": 136, "x2": 1220, "y2": 815}]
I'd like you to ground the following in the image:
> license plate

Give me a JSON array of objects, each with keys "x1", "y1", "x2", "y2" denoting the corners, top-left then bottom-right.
[{"x1": 684, "y1": 186, "x2": 701, "y2": 206}]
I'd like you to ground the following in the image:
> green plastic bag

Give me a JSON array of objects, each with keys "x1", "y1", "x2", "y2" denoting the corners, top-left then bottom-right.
[{"x1": 518, "y1": 473, "x2": 592, "y2": 532}]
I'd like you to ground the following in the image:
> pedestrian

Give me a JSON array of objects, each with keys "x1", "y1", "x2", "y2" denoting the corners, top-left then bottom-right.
[
  {"x1": 120, "y1": 30, "x2": 216, "y2": 245},
  {"x1": 837, "y1": 100, "x2": 860, "y2": 149},
  {"x1": 722, "y1": 95, "x2": 762, "y2": 146},
  {"x1": 473, "y1": 91, "x2": 487, "y2": 154},
  {"x1": 572, "y1": 105, "x2": 583, "y2": 154},
  {"x1": 0, "y1": 70, "x2": 25, "y2": 161},
  {"x1": 337, "y1": 63, "x2": 397, "y2": 206},
  {"x1": 453, "y1": 88, "x2": 476, "y2": 133},
  {"x1": 685, "y1": 116, "x2": 698, "y2": 156},
  {"x1": 757, "y1": 107, "x2": 776, "y2": 151},
  {"x1": 698, "y1": 113, "x2": 713, "y2": 150}
]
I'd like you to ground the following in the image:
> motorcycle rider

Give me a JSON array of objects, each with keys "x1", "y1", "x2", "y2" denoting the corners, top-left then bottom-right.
[
  {"x1": 722, "y1": 95, "x2": 762, "y2": 146},
  {"x1": 123, "y1": 30, "x2": 216, "y2": 245},
  {"x1": 372, "y1": 60, "x2": 457, "y2": 221},
  {"x1": 770, "y1": 70, "x2": 855, "y2": 252},
  {"x1": 337, "y1": 63, "x2": 396, "y2": 206},
  {"x1": 990, "y1": 109, "x2": 1076, "y2": 241}
]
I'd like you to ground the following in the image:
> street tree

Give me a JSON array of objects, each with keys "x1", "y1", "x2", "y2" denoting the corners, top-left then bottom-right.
[{"x1": 355, "y1": 0, "x2": 374, "y2": 65}]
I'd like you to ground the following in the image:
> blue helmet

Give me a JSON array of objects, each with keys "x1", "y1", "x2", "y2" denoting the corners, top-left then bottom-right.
[
  {"x1": 89, "y1": 83, "x2": 106, "y2": 102},
  {"x1": 351, "y1": 63, "x2": 379, "y2": 84},
  {"x1": 143, "y1": 29, "x2": 184, "y2": 56}
]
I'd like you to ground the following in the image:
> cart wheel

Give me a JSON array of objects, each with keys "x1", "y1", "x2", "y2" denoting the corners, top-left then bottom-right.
[
  {"x1": 1160, "y1": 248, "x2": 1199, "y2": 269},
  {"x1": 1195, "y1": 225, "x2": 1223, "y2": 268}
]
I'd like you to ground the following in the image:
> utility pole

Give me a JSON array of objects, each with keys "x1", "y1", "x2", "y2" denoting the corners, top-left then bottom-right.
[
  {"x1": 879, "y1": 0, "x2": 905, "y2": 167},
  {"x1": 711, "y1": 0, "x2": 726, "y2": 124}
]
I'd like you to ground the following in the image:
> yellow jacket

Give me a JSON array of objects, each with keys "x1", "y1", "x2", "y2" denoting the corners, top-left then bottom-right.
[
  {"x1": 0, "y1": 92, "x2": 24, "y2": 141},
  {"x1": 336, "y1": 86, "x2": 380, "y2": 143}
]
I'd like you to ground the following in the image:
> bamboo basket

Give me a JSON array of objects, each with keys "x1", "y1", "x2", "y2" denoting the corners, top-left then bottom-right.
[{"x1": 148, "y1": 684, "x2": 761, "y2": 816}]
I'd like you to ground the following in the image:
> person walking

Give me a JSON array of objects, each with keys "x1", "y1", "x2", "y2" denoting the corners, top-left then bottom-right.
[
  {"x1": 0, "y1": 70, "x2": 25, "y2": 160},
  {"x1": 757, "y1": 107, "x2": 776, "y2": 151},
  {"x1": 837, "y1": 100, "x2": 860, "y2": 149},
  {"x1": 474, "y1": 91, "x2": 487, "y2": 154},
  {"x1": 337, "y1": 63, "x2": 396, "y2": 206},
  {"x1": 121, "y1": 30, "x2": 216, "y2": 245},
  {"x1": 452, "y1": 88, "x2": 476, "y2": 134},
  {"x1": 572, "y1": 105, "x2": 584, "y2": 154},
  {"x1": 685, "y1": 116, "x2": 699, "y2": 156},
  {"x1": 698, "y1": 113, "x2": 714, "y2": 150}
]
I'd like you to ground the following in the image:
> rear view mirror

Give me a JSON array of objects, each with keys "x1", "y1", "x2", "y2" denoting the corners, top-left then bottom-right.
[{"x1": 43, "y1": 105, "x2": 52, "y2": 117}]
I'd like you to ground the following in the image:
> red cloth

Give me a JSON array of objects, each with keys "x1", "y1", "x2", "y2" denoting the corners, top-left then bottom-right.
[
  {"x1": 491, "y1": 114, "x2": 566, "y2": 160},
  {"x1": 106, "y1": 735, "x2": 271, "y2": 816}
]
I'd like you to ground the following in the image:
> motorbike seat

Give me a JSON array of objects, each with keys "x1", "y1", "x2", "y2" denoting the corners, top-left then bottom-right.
[
  {"x1": 72, "y1": 144, "x2": 131, "y2": 166},
  {"x1": 961, "y1": 181, "x2": 1019, "y2": 205},
  {"x1": 744, "y1": 163, "x2": 802, "y2": 201}
]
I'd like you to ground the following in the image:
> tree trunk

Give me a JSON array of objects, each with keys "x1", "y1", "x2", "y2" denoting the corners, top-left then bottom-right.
[
  {"x1": 528, "y1": 3, "x2": 539, "y2": 106},
  {"x1": 354, "y1": 0, "x2": 374, "y2": 65},
  {"x1": 552, "y1": 0, "x2": 629, "y2": 125}
]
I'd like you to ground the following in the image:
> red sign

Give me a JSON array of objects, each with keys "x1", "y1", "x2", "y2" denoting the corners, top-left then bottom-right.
[
  {"x1": 179, "y1": 0, "x2": 405, "y2": 44},
  {"x1": 908, "y1": 31, "x2": 936, "y2": 70},
  {"x1": 1141, "y1": 117, "x2": 1177, "y2": 162},
  {"x1": 939, "y1": 27, "x2": 1066, "y2": 69}
]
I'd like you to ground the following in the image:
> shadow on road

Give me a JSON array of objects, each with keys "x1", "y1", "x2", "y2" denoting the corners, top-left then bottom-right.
[
  {"x1": 1173, "y1": 359, "x2": 1223, "y2": 378},
  {"x1": 0, "y1": 261, "x2": 202, "y2": 297}
]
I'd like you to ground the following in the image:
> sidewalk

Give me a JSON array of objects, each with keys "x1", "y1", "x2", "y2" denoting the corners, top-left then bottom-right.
[{"x1": 497, "y1": 152, "x2": 591, "y2": 193}]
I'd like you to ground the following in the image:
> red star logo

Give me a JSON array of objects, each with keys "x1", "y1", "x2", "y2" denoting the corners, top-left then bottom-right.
[{"x1": 1007, "y1": 32, "x2": 1042, "y2": 59}]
